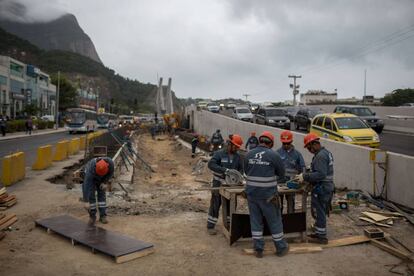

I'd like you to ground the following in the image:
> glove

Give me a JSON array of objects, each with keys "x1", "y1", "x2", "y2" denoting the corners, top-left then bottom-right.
[{"x1": 293, "y1": 173, "x2": 304, "y2": 183}]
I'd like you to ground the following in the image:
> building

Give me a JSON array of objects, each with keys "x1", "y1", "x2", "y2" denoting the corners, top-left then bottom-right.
[
  {"x1": 77, "y1": 88, "x2": 98, "y2": 110},
  {"x1": 300, "y1": 90, "x2": 338, "y2": 105},
  {"x1": 0, "y1": 55, "x2": 56, "y2": 118}
]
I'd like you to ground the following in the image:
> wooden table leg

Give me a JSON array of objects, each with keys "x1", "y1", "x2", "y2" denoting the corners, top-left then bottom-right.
[{"x1": 302, "y1": 191, "x2": 308, "y2": 242}]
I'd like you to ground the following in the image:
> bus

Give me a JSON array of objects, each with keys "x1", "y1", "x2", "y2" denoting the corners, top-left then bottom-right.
[
  {"x1": 66, "y1": 108, "x2": 97, "y2": 133},
  {"x1": 97, "y1": 112, "x2": 118, "y2": 129}
]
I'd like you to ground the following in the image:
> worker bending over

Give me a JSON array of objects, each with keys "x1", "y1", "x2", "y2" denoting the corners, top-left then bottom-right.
[
  {"x1": 276, "y1": 130, "x2": 305, "y2": 212},
  {"x1": 207, "y1": 134, "x2": 243, "y2": 235},
  {"x1": 244, "y1": 131, "x2": 289, "y2": 258},
  {"x1": 295, "y1": 133, "x2": 334, "y2": 244},
  {"x1": 83, "y1": 157, "x2": 114, "y2": 225}
]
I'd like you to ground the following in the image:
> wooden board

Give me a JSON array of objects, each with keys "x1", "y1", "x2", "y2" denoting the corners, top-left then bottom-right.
[
  {"x1": 0, "y1": 231, "x2": 6, "y2": 241},
  {"x1": 243, "y1": 246, "x2": 322, "y2": 255},
  {"x1": 0, "y1": 216, "x2": 18, "y2": 230},
  {"x1": 35, "y1": 215, "x2": 154, "y2": 263},
  {"x1": 0, "y1": 187, "x2": 6, "y2": 196},
  {"x1": 0, "y1": 193, "x2": 8, "y2": 201},
  {"x1": 361, "y1": 211, "x2": 391, "y2": 222},
  {"x1": 0, "y1": 195, "x2": 16, "y2": 203},
  {"x1": 368, "y1": 210, "x2": 403, "y2": 217},
  {"x1": 359, "y1": 217, "x2": 392, "y2": 228},
  {"x1": 370, "y1": 239, "x2": 412, "y2": 261},
  {"x1": 0, "y1": 214, "x2": 16, "y2": 226},
  {"x1": 0, "y1": 198, "x2": 17, "y2": 207}
]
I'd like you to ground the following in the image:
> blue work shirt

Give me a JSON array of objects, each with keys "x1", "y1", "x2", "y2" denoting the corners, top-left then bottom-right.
[
  {"x1": 303, "y1": 147, "x2": 334, "y2": 194},
  {"x1": 276, "y1": 146, "x2": 305, "y2": 178}
]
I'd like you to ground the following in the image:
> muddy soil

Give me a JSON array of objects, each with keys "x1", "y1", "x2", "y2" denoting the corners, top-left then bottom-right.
[{"x1": 0, "y1": 134, "x2": 413, "y2": 276}]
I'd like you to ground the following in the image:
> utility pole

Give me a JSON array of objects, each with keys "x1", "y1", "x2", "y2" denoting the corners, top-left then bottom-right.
[
  {"x1": 288, "y1": 75, "x2": 301, "y2": 106},
  {"x1": 363, "y1": 69, "x2": 367, "y2": 105},
  {"x1": 55, "y1": 71, "x2": 60, "y2": 129},
  {"x1": 242, "y1": 93, "x2": 250, "y2": 102}
]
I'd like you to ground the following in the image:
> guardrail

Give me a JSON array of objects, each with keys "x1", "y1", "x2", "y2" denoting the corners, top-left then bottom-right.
[{"x1": 188, "y1": 107, "x2": 414, "y2": 208}]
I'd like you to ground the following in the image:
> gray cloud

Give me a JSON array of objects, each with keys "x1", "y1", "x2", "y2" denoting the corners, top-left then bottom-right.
[
  {"x1": 2, "y1": 0, "x2": 414, "y2": 102},
  {"x1": 0, "y1": 0, "x2": 66, "y2": 23}
]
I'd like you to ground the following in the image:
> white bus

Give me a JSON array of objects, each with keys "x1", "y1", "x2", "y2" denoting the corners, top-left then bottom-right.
[
  {"x1": 66, "y1": 108, "x2": 97, "y2": 133},
  {"x1": 97, "y1": 112, "x2": 118, "y2": 129}
]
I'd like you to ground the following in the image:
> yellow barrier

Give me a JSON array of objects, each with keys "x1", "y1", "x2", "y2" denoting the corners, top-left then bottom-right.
[
  {"x1": 1, "y1": 152, "x2": 25, "y2": 186},
  {"x1": 68, "y1": 138, "x2": 80, "y2": 155},
  {"x1": 79, "y1": 136, "x2": 86, "y2": 150},
  {"x1": 32, "y1": 145, "x2": 53, "y2": 170},
  {"x1": 53, "y1": 140, "x2": 69, "y2": 161}
]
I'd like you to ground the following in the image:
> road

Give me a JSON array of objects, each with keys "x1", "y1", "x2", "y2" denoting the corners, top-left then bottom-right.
[
  {"x1": 0, "y1": 131, "x2": 84, "y2": 168},
  {"x1": 218, "y1": 109, "x2": 414, "y2": 156}
]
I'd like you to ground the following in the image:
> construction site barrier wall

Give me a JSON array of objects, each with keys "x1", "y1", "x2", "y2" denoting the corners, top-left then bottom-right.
[
  {"x1": 32, "y1": 145, "x2": 53, "y2": 170},
  {"x1": 53, "y1": 140, "x2": 69, "y2": 161},
  {"x1": 68, "y1": 138, "x2": 80, "y2": 155},
  {"x1": 1, "y1": 152, "x2": 25, "y2": 186},
  {"x1": 189, "y1": 108, "x2": 414, "y2": 208}
]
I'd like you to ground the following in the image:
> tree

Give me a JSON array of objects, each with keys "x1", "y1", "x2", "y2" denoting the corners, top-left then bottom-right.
[
  {"x1": 382, "y1": 88, "x2": 414, "y2": 106},
  {"x1": 51, "y1": 74, "x2": 78, "y2": 111},
  {"x1": 23, "y1": 104, "x2": 40, "y2": 116}
]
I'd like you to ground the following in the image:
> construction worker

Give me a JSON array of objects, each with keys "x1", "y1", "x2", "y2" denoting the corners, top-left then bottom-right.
[
  {"x1": 191, "y1": 133, "x2": 199, "y2": 158},
  {"x1": 244, "y1": 131, "x2": 289, "y2": 258},
  {"x1": 83, "y1": 157, "x2": 115, "y2": 225},
  {"x1": 295, "y1": 133, "x2": 334, "y2": 244},
  {"x1": 207, "y1": 134, "x2": 243, "y2": 235},
  {"x1": 245, "y1": 131, "x2": 259, "y2": 151},
  {"x1": 210, "y1": 129, "x2": 224, "y2": 152},
  {"x1": 276, "y1": 130, "x2": 305, "y2": 212}
]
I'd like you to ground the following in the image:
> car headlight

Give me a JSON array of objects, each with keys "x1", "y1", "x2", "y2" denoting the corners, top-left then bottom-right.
[
  {"x1": 286, "y1": 119, "x2": 290, "y2": 123},
  {"x1": 268, "y1": 119, "x2": 275, "y2": 123},
  {"x1": 373, "y1": 134, "x2": 380, "y2": 141},
  {"x1": 343, "y1": 135, "x2": 353, "y2": 142}
]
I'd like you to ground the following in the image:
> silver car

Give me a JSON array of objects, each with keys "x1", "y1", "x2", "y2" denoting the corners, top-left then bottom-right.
[{"x1": 232, "y1": 107, "x2": 253, "y2": 122}]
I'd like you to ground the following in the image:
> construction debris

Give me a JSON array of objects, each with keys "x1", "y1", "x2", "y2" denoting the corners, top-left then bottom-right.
[
  {"x1": 0, "y1": 213, "x2": 18, "y2": 232},
  {"x1": 0, "y1": 187, "x2": 17, "y2": 209}
]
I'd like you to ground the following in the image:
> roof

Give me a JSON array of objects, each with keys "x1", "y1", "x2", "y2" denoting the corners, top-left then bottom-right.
[{"x1": 315, "y1": 113, "x2": 357, "y2": 119}]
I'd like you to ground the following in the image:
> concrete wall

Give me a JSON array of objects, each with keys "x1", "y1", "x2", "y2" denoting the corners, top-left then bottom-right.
[{"x1": 190, "y1": 108, "x2": 413, "y2": 208}]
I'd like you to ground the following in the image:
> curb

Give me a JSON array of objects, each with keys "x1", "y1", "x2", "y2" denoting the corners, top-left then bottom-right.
[{"x1": 0, "y1": 128, "x2": 67, "y2": 142}]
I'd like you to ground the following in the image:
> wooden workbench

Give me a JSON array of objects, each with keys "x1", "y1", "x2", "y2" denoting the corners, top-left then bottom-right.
[{"x1": 219, "y1": 186, "x2": 308, "y2": 245}]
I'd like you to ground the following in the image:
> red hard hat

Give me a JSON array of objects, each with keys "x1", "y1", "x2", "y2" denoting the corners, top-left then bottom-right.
[
  {"x1": 229, "y1": 134, "x2": 243, "y2": 148},
  {"x1": 280, "y1": 130, "x2": 293, "y2": 143},
  {"x1": 259, "y1": 131, "x2": 275, "y2": 144},
  {"x1": 304, "y1": 133, "x2": 320, "y2": 147},
  {"x1": 96, "y1": 159, "x2": 109, "y2": 176}
]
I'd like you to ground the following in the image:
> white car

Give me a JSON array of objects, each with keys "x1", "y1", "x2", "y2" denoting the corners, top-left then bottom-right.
[
  {"x1": 232, "y1": 107, "x2": 253, "y2": 122},
  {"x1": 41, "y1": 115, "x2": 55, "y2": 122},
  {"x1": 206, "y1": 103, "x2": 220, "y2": 113}
]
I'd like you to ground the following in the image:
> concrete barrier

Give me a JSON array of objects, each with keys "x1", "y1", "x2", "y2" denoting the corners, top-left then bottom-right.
[
  {"x1": 68, "y1": 138, "x2": 80, "y2": 155},
  {"x1": 1, "y1": 152, "x2": 25, "y2": 186},
  {"x1": 189, "y1": 108, "x2": 414, "y2": 208},
  {"x1": 53, "y1": 140, "x2": 69, "y2": 161},
  {"x1": 79, "y1": 136, "x2": 86, "y2": 150},
  {"x1": 32, "y1": 145, "x2": 53, "y2": 170}
]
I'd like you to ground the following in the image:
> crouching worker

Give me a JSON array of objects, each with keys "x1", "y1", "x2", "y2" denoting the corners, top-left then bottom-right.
[
  {"x1": 207, "y1": 134, "x2": 243, "y2": 235},
  {"x1": 83, "y1": 157, "x2": 115, "y2": 225},
  {"x1": 244, "y1": 131, "x2": 289, "y2": 258}
]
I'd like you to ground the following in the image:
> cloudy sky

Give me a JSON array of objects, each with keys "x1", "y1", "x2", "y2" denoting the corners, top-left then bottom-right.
[{"x1": 1, "y1": 0, "x2": 414, "y2": 102}]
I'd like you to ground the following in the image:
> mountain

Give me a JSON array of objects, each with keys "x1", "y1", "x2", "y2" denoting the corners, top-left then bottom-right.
[
  {"x1": 0, "y1": 27, "x2": 182, "y2": 114},
  {"x1": 0, "y1": 13, "x2": 102, "y2": 63}
]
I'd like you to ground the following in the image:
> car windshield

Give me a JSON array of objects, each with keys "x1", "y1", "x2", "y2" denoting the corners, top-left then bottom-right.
[
  {"x1": 335, "y1": 117, "x2": 368, "y2": 129},
  {"x1": 350, "y1": 108, "x2": 374, "y2": 116},
  {"x1": 237, "y1": 108, "x2": 250, "y2": 113},
  {"x1": 67, "y1": 112, "x2": 85, "y2": 124},
  {"x1": 97, "y1": 115, "x2": 109, "y2": 124},
  {"x1": 207, "y1": 103, "x2": 217, "y2": 107},
  {"x1": 308, "y1": 109, "x2": 322, "y2": 117},
  {"x1": 266, "y1": 109, "x2": 286, "y2": 116}
]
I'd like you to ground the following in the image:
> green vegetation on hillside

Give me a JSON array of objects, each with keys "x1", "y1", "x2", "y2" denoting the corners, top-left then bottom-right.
[
  {"x1": 382, "y1": 89, "x2": 414, "y2": 106},
  {"x1": 0, "y1": 27, "x2": 161, "y2": 114}
]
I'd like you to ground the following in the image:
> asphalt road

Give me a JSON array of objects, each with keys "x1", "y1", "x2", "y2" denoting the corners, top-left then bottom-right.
[
  {"x1": 219, "y1": 109, "x2": 414, "y2": 156},
  {"x1": 0, "y1": 131, "x2": 84, "y2": 168}
]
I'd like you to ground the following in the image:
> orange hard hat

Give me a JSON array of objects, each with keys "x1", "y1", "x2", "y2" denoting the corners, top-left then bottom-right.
[
  {"x1": 259, "y1": 131, "x2": 275, "y2": 144},
  {"x1": 280, "y1": 130, "x2": 293, "y2": 143},
  {"x1": 96, "y1": 159, "x2": 109, "y2": 176},
  {"x1": 304, "y1": 133, "x2": 320, "y2": 147},
  {"x1": 229, "y1": 134, "x2": 243, "y2": 148}
]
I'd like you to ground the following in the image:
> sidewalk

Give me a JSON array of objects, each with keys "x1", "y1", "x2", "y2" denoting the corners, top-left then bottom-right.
[{"x1": 0, "y1": 127, "x2": 67, "y2": 141}]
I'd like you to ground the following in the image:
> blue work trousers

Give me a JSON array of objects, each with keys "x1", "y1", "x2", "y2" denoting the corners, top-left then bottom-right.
[
  {"x1": 311, "y1": 190, "x2": 332, "y2": 238},
  {"x1": 207, "y1": 180, "x2": 229, "y2": 229},
  {"x1": 84, "y1": 176, "x2": 107, "y2": 218},
  {"x1": 247, "y1": 195, "x2": 288, "y2": 252}
]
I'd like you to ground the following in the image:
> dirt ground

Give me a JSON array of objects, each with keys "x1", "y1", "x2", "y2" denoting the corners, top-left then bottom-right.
[{"x1": 0, "y1": 133, "x2": 413, "y2": 276}]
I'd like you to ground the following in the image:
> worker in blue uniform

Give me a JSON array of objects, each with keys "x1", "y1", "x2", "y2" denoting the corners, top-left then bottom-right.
[
  {"x1": 244, "y1": 131, "x2": 289, "y2": 258},
  {"x1": 210, "y1": 129, "x2": 224, "y2": 152},
  {"x1": 245, "y1": 131, "x2": 259, "y2": 151},
  {"x1": 295, "y1": 133, "x2": 334, "y2": 244},
  {"x1": 207, "y1": 134, "x2": 243, "y2": 235},
  {"x1": 276, "y1": 130, "x2": 305, "y2": 212}
]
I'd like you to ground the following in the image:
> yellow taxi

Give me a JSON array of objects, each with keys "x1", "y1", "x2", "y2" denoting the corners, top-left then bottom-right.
[{"x1": 310, "y1": 113, "x2": 380, "y2": 148}]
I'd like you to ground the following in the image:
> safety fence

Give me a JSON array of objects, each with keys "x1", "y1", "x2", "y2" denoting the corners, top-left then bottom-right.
[{"x1": 187, "y1": 108, "x2": 414, "y2": 208}]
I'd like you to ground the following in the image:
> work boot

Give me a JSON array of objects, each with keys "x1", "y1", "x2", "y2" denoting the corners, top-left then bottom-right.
[
  {"x1": 88, "y1": 217, "x2": 96, "y2": 226},
  {"x1": 276, "y1": 244, "x2": 289, "y2": 257},
  {"x1": 207, "y1": 228, "x2": 217, "y2": 235},
  {"x1": 308, "y1": 233, "x2": 328, "y2": 244},
  {"x1": 99, "y1": 216, "x2": 108, "y2": 224},
  {"x1": 254, "y1": 250, "x2": 263, "y2": 258}
]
